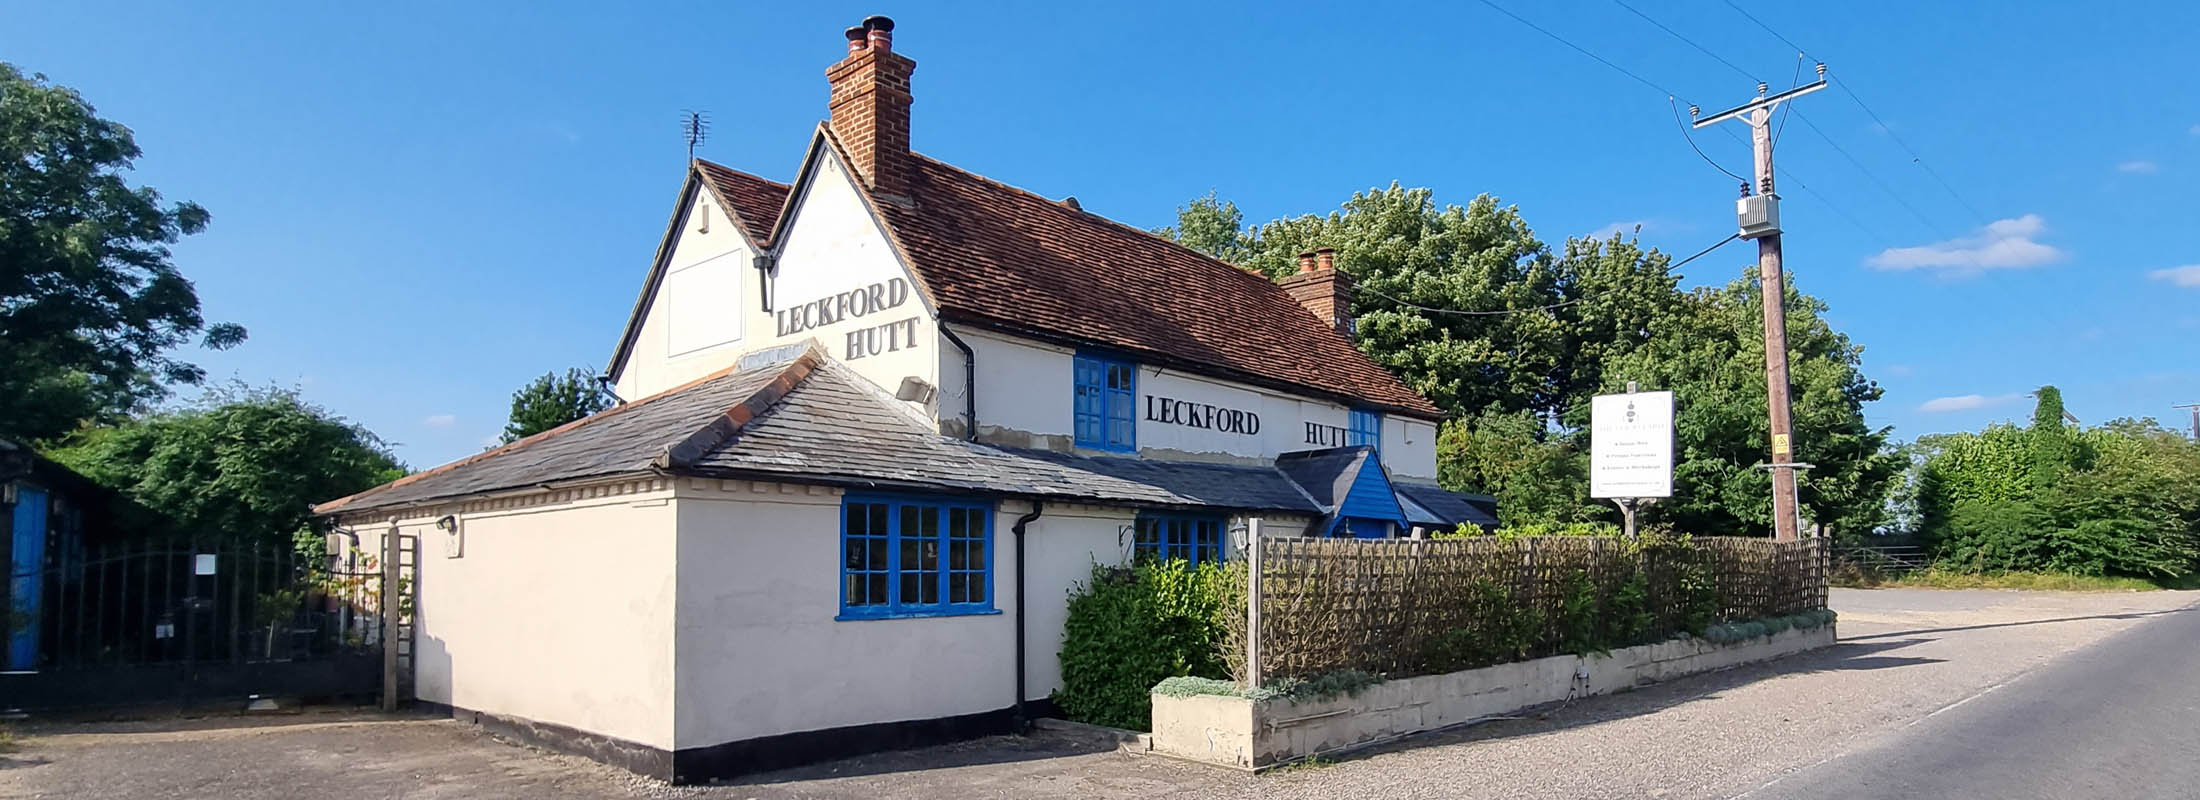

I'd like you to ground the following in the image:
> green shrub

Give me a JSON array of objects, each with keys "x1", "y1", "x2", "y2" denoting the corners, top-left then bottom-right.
[
  {"x1": 1421, "y1": 579, "x2": 1542, "y2": 669},
  {"x1": 1152, "y1": 669, "x2": 1384, "y2": 704},
  {"x1": 1054, "y1": 560, "x2": 1238, "y2": 730}
]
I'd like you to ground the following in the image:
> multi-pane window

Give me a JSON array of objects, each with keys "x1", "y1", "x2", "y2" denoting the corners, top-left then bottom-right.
[
  {"x1": 1074, "y1": 354, "x2": 1137, "y2": 451},
  {"x1": 1133, "y1": 514, "x2": 1226, "y2": 566},
  {"x1": 1348, "y1": 409, "x2": 1382, "y2": 453},
  {"x1": 841, "y1": 497, "x2": 994, "y2": 619}
]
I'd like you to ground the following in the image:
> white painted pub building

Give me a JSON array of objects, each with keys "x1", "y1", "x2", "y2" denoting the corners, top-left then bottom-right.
[{"x1": 317, "y1": 16, "x2": 1494, "y2": 783}]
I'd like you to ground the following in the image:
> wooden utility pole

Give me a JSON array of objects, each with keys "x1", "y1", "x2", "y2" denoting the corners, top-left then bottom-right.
[
  {"x1": 1694, "y1": 68, "x2": 1828, "y2": 542},
  {"x1": 2175, "y1": 403, "x2": 2200, "y2": 441}
]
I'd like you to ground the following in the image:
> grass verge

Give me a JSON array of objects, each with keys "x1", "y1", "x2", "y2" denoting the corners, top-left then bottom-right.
[{"x1": 1835, "y1": 568, "x2": 2200, "y2": 592}]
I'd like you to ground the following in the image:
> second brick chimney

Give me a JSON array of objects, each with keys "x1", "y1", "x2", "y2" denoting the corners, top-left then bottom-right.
[
  {"x1": 827, "y1": 15, "x2": 916, "y2": 201},
  {"x1": 1280, "y1": 248, "x2": 1355, "y2": 337}
]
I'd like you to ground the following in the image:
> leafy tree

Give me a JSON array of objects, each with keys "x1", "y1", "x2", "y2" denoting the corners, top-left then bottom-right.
[
  {"x1": 46, "y1": 385, "x2": 405, "y2": 547},
  {"x1": 502, "y1": 367, "x2": 615, "y2": 444},
  {"x1": 1435, "y1": 409, "x2": 1595, "y2": 525},
  {"x1": 2026, "y1": 385, "x2": 2074, "y2": 492},
  {"x1": 1, "y1": 63, "x2": 244, "y2": 442},
  {"x1": 1600, "y1": 269, "x2": 1898, "y2": 537},
  {"x1": 1915, "y1": 396, "x2": 2200, "y2": 579},
  {"x1": 1224, "y1": 185, "x2": 1567, "y2": 418},
  {"x1": 1152, "y1": 191, "x2": 1250, "y2": 264}
]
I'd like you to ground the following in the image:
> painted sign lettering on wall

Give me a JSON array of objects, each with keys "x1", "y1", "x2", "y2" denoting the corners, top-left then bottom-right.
[
  {"x1": 1145, "y1": 396, "x2": 1260, "y2": 435},
  {"x1": 846, "y1": 318, "x2": 921, "y2": 361},
  {"x1": 1305, "y1": 422, "x2": 1347, "y2": 447},
  {"x1": 775, "y1": 278, "x2": 914, "y2": 337},
  {"x1": 773, "y1": 277, "x2": 922, "y2": 361}
]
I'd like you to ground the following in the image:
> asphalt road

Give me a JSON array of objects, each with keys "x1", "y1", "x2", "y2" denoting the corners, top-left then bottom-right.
[{"x1": 1738, "y1": 590, "x2": 2200, "y2": 800}]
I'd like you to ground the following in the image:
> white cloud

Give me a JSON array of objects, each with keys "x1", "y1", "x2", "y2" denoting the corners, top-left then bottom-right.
[
  {"x1": 424, "y1": 414, "x2": 457, "y2": 428},
  {"x1": 1867, "y1": 214, "x2": 2064, "y2": 275},
  {"x1": 1918, "y1": 393, "x2": 2023, "y2": 413},
  {"x1": 2149, "y1": 265, "x2": 2200, "y2": 288},
  {"x1": 1590, "y1": 220, "x2": 1645, "y2": 239},
  {"x1": 2117, "y1": 160, "x2": 2159, "y2": 174}
]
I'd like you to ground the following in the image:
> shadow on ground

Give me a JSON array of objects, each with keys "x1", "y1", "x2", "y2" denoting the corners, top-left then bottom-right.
[{"x1": 717, "y1": 723, "x2": 1126, "y2": 787}]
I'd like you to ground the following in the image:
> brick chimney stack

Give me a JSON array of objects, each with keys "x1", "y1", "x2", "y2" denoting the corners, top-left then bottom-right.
[
  {"x1": 827, "y1": 15, "x2": 916, "y2": 201},
  {"x1": 1280, "y1": 247, "x2": 1355, "y2": 337}
]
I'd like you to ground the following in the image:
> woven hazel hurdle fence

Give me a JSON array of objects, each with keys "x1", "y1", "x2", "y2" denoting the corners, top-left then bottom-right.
[{"x1": 1232, "y1": 536, "x2": 1829, "y2": 684}]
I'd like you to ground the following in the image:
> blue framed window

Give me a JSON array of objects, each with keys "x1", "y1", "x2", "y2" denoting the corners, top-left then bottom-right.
[
  {"x1": 840, "y1": 496, "x2": 997, "y2": 620},
  {"x1": 1074, "y1": 354, "x2": 1137, "y2": 451},
  {"x1": 1348, "y1": 409, "x2": 1382, "y2": 452},
  {"x1": 1133, "y1": 513, "x2": 1226, "y2": 566}
]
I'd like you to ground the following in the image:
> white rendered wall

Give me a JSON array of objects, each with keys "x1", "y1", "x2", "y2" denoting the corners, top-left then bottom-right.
[
  {"x1": 753, "y1": 147, "x2": 938, "y2": 413},
  {"x1": 614, "y1": 190, "x2": 757, "y2": 400},
  {"x1": 348, "y1": 484, "x2": 679, "y2": 750},
  {"x1": 670, "y1": 482, "x2": 1008, "y2": 748},
  {"x1": 942, "y1": 328, "x2": 1439, "y2": 478},
  {"x1": 670, "y1": 484, "x2": 1289, "y2": 750}
]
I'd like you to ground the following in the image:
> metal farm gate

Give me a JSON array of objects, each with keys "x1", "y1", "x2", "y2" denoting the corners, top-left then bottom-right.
[{"x1": 0, "y1": 536, "x2": 405, "y2": 713}]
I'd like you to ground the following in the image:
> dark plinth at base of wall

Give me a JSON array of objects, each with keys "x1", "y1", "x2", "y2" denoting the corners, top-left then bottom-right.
[
  {"x1": 420, "y1": 700, "x2": 674, "y2": 780},
  {"x1": 423, "y1": 699, "x2": 1059, "y2": 785}
]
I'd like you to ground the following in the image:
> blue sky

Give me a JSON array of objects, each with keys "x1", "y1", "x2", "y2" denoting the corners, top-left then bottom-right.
[{"x1": 11, "y1": 1, "x2": 2198, "y2": 468}]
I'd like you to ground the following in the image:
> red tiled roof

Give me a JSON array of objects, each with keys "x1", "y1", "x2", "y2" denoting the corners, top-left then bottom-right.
[
  {"x1": 871, "y1": 154, "x2": 1444, "y2": 418},
  {"x1": 695, "y1": 159, "x2": 789, "y2": 246}
]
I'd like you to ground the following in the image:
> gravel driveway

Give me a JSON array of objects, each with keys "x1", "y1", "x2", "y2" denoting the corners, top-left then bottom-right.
[{"x1": 4, "y1": 587, "x2": 2192, "y2": 800}]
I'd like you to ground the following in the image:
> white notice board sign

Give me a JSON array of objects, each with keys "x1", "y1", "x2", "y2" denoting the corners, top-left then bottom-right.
[{"x1": 1591, "y1": 390, "x2": 1674, "y2": 498}]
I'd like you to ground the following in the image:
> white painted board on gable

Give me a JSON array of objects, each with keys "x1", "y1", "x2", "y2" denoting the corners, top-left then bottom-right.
[
  {"x1": 1590, "y1": 390, "x2": 1674, "y2": 498},
  {"x1": 665, "y1": 251, "x2": 745, "y2": 357}
]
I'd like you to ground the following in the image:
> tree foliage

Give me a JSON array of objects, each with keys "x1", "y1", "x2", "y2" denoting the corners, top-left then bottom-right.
[
  {"x1": 1915, "y1": 392, "x2": 2200, "y2": 578},
  {"x1": 1166, "y1": 185, "x2": 1895, "y2": 536},
  {"x1": 46, "y1": 385, "x2": 405, "y2": 547},
  {"x1": 502, "y1": 367, "x2": 615, "y2": 444},
  {"x1": 1, "y1": 63, "x2": 244, "y2": 442}
]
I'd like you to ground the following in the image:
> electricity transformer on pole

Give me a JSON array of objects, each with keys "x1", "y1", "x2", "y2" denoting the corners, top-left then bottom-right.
[
  {"x1": 1693, "y1": 66, "x2": 1827, "y2": 543},
  {"x1": 2175, "y1": 403, "x2": 2200, "y2": 441}
]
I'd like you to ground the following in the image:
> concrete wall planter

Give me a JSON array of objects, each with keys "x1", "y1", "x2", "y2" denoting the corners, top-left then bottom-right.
[{"x1": 1150, "y1": 623, "x2": 1836, "y2": 770}]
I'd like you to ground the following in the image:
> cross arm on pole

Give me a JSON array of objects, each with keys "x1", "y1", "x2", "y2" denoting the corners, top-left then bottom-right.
[{"x1": 1692, "y1": 79, "x2": 1828, "y2": 128}]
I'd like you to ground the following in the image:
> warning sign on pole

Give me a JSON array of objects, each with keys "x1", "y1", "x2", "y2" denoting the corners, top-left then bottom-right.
[{"x1": 1591, "y1": 390, "x2": 1674, "y2": 499}]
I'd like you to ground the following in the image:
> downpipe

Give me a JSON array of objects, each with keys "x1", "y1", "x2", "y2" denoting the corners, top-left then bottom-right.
[
  {"x1": 1012, "y1": 500, "x2": 1044, "y2": 729},
  {"x1": 938, "y1": 322, "x2": 978, "y2": 441}
]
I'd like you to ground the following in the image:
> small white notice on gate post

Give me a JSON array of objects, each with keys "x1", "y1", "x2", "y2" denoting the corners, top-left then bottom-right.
[{"x1": 1591, "y1": 390, "x2": 1674, "y2": 499}]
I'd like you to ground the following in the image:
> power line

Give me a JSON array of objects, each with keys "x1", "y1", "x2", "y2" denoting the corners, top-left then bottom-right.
[
  {"x1": 1775, "y1": 55, "x2": 1803, "y2": 145},
  {"x1": 1830, "y1": 78, "x2": 1990, "y2": 225},
  {"x1": 1612, "y1": 0, "x2": 1760, "y2": 83},
  {"x1": 1719, "y1": 0, "x2": 1813, "y2": 59},
  {"x1": 1713, "y1": 1, "x2": 1992, "y2": 227},
  {"x1": 1714, "y1": 125, "x2": 1879, "y2": 238},
  {"x1": 1789, "y1": 110, "x2": 1953, "y2": 239},
  {"x1": 1472, "y1": 0, "x2": 1687, "y2": 101},
  {"x1": 1358, "y1": 233, "x2": 1743, "y2": 318},
  {"x1": 1672, "y1": 97, "x2": 1749, "y2": 183}
]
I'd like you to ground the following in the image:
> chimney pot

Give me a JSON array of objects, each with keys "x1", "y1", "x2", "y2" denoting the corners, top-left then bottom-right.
[
  {"x1": 1315, "y1": 248, "x2": 1336, "y2": 271},
  {"x1": 844, "y1": 26, "x2": 868, "y2": 55},
  {"x1": 1297, "y1": 251, "x2": 1318, "y2": 275},
  {"x1": 863, "y1": 15, "x2": 895, "y2": 52}
]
